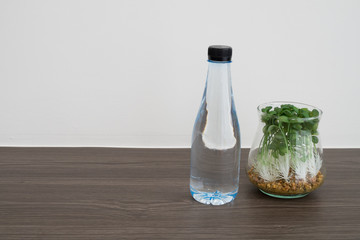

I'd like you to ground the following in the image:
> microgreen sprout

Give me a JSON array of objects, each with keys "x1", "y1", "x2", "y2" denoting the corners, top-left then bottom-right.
[{"x1": 255, "y1": 104, "x2": 322, "y2": 181}]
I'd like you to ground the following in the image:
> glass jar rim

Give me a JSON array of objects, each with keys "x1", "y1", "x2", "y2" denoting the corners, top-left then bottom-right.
[{"x1": 257, "y1": 101, "x2": 323, "y2": 120}]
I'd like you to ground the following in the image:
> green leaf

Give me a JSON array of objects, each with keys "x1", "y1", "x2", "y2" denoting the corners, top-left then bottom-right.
[
  {"x1": 281, "y1": 104, "x2": 292, "y2": 109},
  {"x1": 290, "y1": 118, "x2": 304, "y2": 124},
  {"x1": 292, "y1": 124, "x2": 302, "y2": 130},
  {"x1": 272, "y1": 151, "x2": 279, "y2": 158},
  {"x1": 279, "y1": 146, "x2": 288, "y2": 155},
  {"x1": 268, "y1": 110, "x2": 276, "y2": 115},
  {"x1": 267, "y1": 125, "x2": 277, "y2": 133},
  {"x1": 261, "y1": 114, "x2": 270, "y2": 122},
  {"x1": 293, "y1": 106, "x2": 299, "y2": 114},
  {"x1": 311, "y1": 109, "x2": 320, "y2": 117},
  {"x1": 284, "y1": 110, "x2": 293, "y2": 117},
  {"x1": 261, "y1": 106, "x2": 272, "y2": 113},
  {"x1": 300, "y1": 108, "x2": 310, "y2": 118},
  {"x1": 312, "y1": 136, "x2": 319, "y2": 144},
  {"x1": 262, "y1": 125, "x2": 268, "y2": 133},
  {"x1": 278, "y1": 116, "x2": 289, "y2": 123},
  {"x1": 296, "y1": 118, "x2": 304, "y2": 123},
  {"x1": 303, "y1": 122, "x2": 314, "y2": 131},
  {"x1": 289, "y1": 118, "x2": 297, "y2": 123}
]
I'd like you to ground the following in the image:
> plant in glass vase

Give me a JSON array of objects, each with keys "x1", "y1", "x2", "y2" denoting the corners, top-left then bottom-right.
[{"x1": 247, "y1": 103, "x2": 325, "y2": 198}]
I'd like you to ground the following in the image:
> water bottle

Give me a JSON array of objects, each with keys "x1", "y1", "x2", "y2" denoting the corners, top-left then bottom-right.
[{"x1": 190, "y1": 45, "x2": 241, "y2": 205}]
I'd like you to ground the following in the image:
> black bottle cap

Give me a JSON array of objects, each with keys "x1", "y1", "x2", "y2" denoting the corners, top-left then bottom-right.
[{"x1": 208, "y1": 45, "x2": 232, "y2": 61}]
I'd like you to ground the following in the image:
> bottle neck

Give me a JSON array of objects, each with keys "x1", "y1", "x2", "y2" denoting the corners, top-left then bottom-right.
[
  {"x1": 202, "y1": 60, "x2": 235, "y2": 150},
  {"x1": 205, "y1": 60, "x2": 232, "y2": 100}
]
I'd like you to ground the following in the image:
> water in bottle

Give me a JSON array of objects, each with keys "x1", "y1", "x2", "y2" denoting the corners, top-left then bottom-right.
[{"x1": 190, "y1": 45, "x2": 241, "y2": 205}]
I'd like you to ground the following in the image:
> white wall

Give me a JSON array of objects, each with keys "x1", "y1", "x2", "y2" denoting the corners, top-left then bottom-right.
[{"x1": 0, "y1": 0, "x2": 359, "y2": 148}]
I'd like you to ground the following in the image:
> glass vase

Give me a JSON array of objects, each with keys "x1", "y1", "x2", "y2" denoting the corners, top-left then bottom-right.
[{"x1": 247, "y1": 102, "x2": 325, "y2": 199}]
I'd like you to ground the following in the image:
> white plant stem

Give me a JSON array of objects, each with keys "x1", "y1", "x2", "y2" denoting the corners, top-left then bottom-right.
[
  {"x1": 274, "y1": 154, "x2": 290, "y2": 182},
  {"x1": 254, "y1": 160, "x2": 278, "y2": 182},
  {"x1": 291, "y1": 157, "x2": 308, "y2": 180},
  {"x1": 307, "y1": 150, "x2": 322, "y2": 177},
  {"x1": 254, "y1": 149, "x2": 322, "y2": 182}
]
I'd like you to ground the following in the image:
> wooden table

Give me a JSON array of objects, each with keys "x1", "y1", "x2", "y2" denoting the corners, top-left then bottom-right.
[{"x1": 0, "y1": 148, "x2": 359, "y2": 239}]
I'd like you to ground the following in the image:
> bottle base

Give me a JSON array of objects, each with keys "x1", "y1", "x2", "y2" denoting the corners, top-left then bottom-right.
[
  {"x1": 259, "y1": 189, "x2": 309, "y2": 199},
  {"x1": 190, "y1": 186, "x2": 237, "y2": 205}
]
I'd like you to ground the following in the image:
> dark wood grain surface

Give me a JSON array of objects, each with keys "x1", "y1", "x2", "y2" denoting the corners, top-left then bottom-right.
[{"x1": 0, "y1": 148, "x2": 359, "y2": 239}]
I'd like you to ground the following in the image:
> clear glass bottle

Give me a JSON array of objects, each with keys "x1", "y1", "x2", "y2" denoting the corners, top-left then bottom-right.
[
  {"x1": 247, "y1": 102, "x2": 325, "y2": 198},
  {"x1": 190, "y1": 45, "x2": 241, "y2": 205}
]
